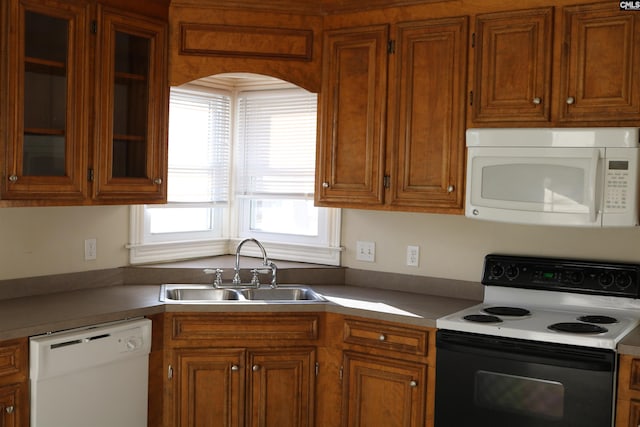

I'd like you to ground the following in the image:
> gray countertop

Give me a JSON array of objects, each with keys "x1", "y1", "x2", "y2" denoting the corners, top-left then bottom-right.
[
  {"x1": 4, "y1": 279, "x2": 640, "y2": 356},
  {"x1": 0, "y1": 283, "x2": 478, "y2": 341}
]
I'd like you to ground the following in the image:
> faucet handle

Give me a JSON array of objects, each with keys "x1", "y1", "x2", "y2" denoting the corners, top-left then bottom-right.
[
  {"x1": 250, "y1": 269, "x2": 260, "y2": 288},
  {"x1": 204, "y1": 268, "x2": 224, "y2": 288}
]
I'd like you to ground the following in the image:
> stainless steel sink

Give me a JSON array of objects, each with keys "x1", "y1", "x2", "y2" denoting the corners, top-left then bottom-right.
[
  {"x1": 161, "y1": 285, "x2": 243, "y2": 302},
  {"x1": 160, "y1": 284, "x2": 325, "y2": 303},
  {"x1": 240, "y1": 286, "x2": 325, "y2": 301}
]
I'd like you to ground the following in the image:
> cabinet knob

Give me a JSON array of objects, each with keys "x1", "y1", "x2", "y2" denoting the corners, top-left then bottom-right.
[
  {"x1": 153, "y1": 178, "x2": 163, "y2": 185},
  {"x1": 566, "y1": 96, "x2": 575, "y2": 105},
  {"x1": 447, "y1": 185, "x2": 455, "y2": 193},
  {"x1": 322, "y1": 182, "x2": 330, "y2": 188},
  {"x1": 378, "y1": 334, "x2": 386, "y2": 341},
  {"x1": 5, "y1": 405, "x2": 14, "y2": 414},
  {"x1": 409, "y1": 380, "x2": 418, "y2": 388},
  {"x1": 8, "y1": 175, "x2": 18, "y2": 183},
  {"x1": 532, "y1": 97, "x2": 542, "y2": 105},
  {"x1": 252, "y1": 365, "x2": 261, "y2": 372},
  {"x1": 231, "y1": 364, "x2": 239, "y2": 371}
]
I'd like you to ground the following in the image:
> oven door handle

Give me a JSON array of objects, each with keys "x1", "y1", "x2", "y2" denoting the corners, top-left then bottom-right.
[{"x1": 436, "y1": 330, "x2": 614, "y2": 372}]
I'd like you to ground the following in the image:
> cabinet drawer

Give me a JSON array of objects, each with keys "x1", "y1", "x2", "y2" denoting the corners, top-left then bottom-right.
[
  {"x1": 0, "y1": 339, "x2": 26, "y2": 381},
  {"x1": 171, "y1": 313, "x2": 319, "y2": 342},
  {"x1": 343, "y1": 318, "x2": 428, "y2": 356}
]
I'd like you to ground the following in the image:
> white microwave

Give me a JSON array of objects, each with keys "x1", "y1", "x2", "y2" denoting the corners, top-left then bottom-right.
[{"x1": 465, "y1": 128, "x2": 640, "y2": 227}]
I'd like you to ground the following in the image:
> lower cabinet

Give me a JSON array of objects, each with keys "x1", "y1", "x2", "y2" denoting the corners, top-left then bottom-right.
[
  {"x1": 616, "y1": 354, "x2": 640, "y2": 427},
  {"x1": 159, "y1": 312, "x2": 435, "y2": 427},
  {"x1": 164, "y1": 313, "x2": 320, "y2": 427},
  {"x1": 342, "y1": 351, "x2": 427, "y2": 427},
  {"x1": 0, "y1": 339, "x2": 28, "y2": 427},
  {"x1": 340, "y1": 317, "x2": 435, "y2": 427},
  {"x1": 173, "y1": 347, "x2": 316, "y2": 427},
  {"x1": 0, "y1": 384, "x2": 23, "y2": 427}
]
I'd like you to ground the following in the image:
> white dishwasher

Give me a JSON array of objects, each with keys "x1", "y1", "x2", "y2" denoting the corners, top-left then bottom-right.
[{"x1": 29, "y1": 318, "x2": 152, "y2": 427}]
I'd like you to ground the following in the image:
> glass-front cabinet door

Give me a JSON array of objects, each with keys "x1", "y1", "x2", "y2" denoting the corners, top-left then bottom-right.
[
  {"x1": 93, "y1": 6, "x2": 167, "y2": 202},
  {"x1": 4, "y1": 0, "x2": 89, "y2": 201}
]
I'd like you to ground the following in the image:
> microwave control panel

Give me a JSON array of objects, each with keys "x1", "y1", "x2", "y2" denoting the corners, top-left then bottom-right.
[{"x1": 604, "y1": 160, "x2": 629, "y2": 212}]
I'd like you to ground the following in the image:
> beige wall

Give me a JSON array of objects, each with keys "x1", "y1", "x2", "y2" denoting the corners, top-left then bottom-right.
[
  {"x1": 0, "y1": 206, "x2": 129, "y2": 280},
  {"x1": 1, "y1": 205, "x2": 639, "y2": 284},
  {"x1": 341, "y1": 209, "x2": 640, "y2": 282}
]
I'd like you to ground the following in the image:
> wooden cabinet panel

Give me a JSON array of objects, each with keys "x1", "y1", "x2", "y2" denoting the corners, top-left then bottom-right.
[
  {"x1": 343, "y1": 317, "x2": 428, "y2": 356},
  {"x1": 472, "y1": 8, "x2": 552, "y2": 122},
  {"x1": 93, "y1": 5, "x2": 168, "y2": 202},
  {"x1": 387, "y1": 17, "x2": 467, "y2": 210},
  {"x1": 558, "y1": 3, "x2": 640, "y2": 122},
  {"x1": 1, "y1": 0, "x2": 168, "y2": 206},
  {"x1": 0, "y1": 339, "x2": 27, "y2": 427},
  {"x1": 342, "y1": 351, "x2": 426, "y2": 427},
  {"x1": 316, "y1": 25, "x2": 388, "y2": 207},
  {"x1": 247, "y1": 348, "x2": 315, "y2": 427},
  {"x1": 171, "y1": 313, "x2": 319, "y2": 342},
  {"x1": 174, "y1": 348, "x2": 245, "y2": 427},
  {"x1": 3, "y1": 0, "x2": 90, "y2": 201},
  {"x1": 0, "y1": 384, "x2": 22, "y2": 427}
]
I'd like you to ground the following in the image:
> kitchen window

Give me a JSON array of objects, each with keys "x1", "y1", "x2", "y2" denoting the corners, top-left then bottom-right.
[{"x1": 128, "y1": 75, "x2": 341, "y2": 265}]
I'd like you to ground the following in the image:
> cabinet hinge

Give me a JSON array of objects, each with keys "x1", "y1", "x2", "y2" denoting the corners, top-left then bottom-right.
[
  {"x1": 383, "y1": 175, "x2": 391, "y2": 189},
  {"x1": 339, "y1": 366, "x2": 344, "y2": 381},
  {"x1": 168, "y1": 364, "x2": 173, "y2": 380},
  {"x1": 88, "y1": 168, "x2": 94, "y2": 182},
  {"x1": 469, "y1": 91, "x2": 474, "y2": 106},
  {"x1": 387, "y1": 39, "x2": 396, "y2": 54},
  {"x1": 471, "y1": 32, "x2": 475, "y2": 48},
  {"x1": 91, "y1": 20, "x2": 97, "y2": 34},
  {"x1": 315, "y1": 362, "x2": 319, "y2": 377}
]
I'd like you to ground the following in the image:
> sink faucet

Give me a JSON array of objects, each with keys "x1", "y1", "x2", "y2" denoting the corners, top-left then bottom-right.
[{"x1": 233, "y1": 238, "x2": 277, "y2": 288}]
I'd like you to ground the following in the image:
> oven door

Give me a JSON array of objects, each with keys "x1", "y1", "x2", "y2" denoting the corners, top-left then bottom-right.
[{"x1": 435, "y1": 330, "x2": 616, "y2": 427}]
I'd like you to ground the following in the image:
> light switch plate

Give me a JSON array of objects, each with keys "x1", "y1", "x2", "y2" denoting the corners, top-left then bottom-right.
[{"x1": 356, "y1": 241, "x2": 375, "y2": 262}]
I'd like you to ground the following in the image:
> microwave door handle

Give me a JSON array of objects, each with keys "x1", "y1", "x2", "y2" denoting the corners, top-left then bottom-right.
[{"x1": 588, "y1": 150, "x2": 600, "y2": 224}]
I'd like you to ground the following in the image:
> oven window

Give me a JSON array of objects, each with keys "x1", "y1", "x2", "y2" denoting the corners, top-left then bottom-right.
[{"x1": 475, "y1": 370, "x2": 565, "y2": 420}]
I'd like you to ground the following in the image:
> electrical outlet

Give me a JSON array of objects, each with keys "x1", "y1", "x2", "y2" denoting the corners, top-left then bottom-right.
[
  {"x1": 356, "y1": 241, "x2": 375, "y2": 262},
  {"x1": 407, "y1": 245, "x2": 420, "y2": 267},
  {"x1": 84, "y1": 238, "x2": 97, "y2": 261}
]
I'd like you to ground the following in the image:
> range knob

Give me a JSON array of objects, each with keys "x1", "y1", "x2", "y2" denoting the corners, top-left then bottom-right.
[
  {"x1": 505, "y1": 264, "x2": 520, "y2": 280},
  {"x1": 569, "y1": 271, "x2": 584, "y2": 285},
  {"x1": 615, "y1": 273, "x2": 632, "y2": 290},
  {"x1": 598, "y1": 272, "x2": 614, "y2": 288},
  {"x1": 489, "y1": 264, "x2": 504, "y2": 279}
]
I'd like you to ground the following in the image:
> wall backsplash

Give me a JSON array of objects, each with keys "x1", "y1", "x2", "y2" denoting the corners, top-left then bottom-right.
[
  {"x1": 1, "y1": 205, "x2": 639, "y2": 284},
  {"x1": 0, "y1": 206, "x2": 129, "y2": 281},
  {"x1": 341, "y1": 209, "x2": 640, "y2": 282}
]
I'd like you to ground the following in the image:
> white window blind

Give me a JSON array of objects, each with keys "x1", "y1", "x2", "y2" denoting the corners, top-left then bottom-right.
[
  {"x1": 168, "y1": 89, "x2": 231, "y2": 203},
  {"x1": 236, "y1": 88, "x2": 317, "y2": 199}
]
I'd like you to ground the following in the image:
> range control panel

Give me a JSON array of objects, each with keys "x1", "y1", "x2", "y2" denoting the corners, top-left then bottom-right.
[{"x1": 483, "y1": 254, "x2": 640, "y2": 298}]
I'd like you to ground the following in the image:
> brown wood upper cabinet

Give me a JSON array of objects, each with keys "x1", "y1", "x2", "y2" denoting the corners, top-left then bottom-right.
[
  {"x1": 316, "y1": 17, "x2": 468, "y2": 213},
  {"x1": 471, "y1": 3, "x2": 640, "y2": 125},
  {"x1": 1, "y1": 0, "x2": 168, "y2": 205}
]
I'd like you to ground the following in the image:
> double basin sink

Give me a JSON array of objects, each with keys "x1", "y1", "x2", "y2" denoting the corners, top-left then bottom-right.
[{"x1": 161, "y1": 284, "x2": 325, "y2": 303}]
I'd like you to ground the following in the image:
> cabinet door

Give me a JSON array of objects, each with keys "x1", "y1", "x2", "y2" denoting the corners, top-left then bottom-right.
[
  {"x1": 4, "y1": 0, "x2": 89, "y2": 201},
  {"x1": 247, "y1": 347, "x2": 315, "y2": 427},
  {"x1": 0, "y1": 384, "x2": 24, "y2": 427},
  {"x1": 342, "y1": 351, "x2": 426, "y2": 427},
  {"x1": 559, "y1": 3, "x2": 640, "y2": 122},
  {"x1": 628, "y1": 399, "x2": 640, "y2": 427},
  {"x1": 387, "y1": 17, "x2": 468, "y2": 212},
  {"x1": 93, "y1": 5, "x2": 167, "y2": 202},
  {"x1": 174, "y1": 348, "x2": 245, "y2": 427},
  {"x1": 316, "y1": 25, "x2": 388, "y2": 207},
  {"x1": 472, "y1": 8, "x2": 552, "y2": 122}
]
